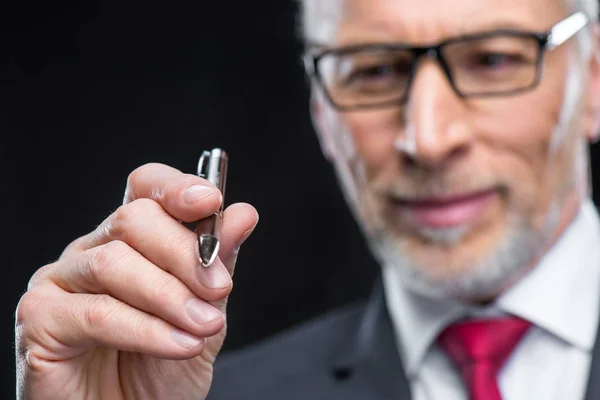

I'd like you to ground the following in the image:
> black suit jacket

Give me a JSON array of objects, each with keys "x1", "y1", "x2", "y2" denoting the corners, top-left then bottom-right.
[{"x1": 209, "y1": 281, "x2": 600, "y2": 399}]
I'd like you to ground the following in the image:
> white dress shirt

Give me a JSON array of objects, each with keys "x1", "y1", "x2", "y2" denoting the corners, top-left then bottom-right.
[{"x1": 382, "y1": 199, "x2": 600, "y2": 400}]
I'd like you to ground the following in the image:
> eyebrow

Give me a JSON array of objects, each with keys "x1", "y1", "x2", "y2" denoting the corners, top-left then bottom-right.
[{"x1": 309, "y1": 16, "x2": 551, "y2": 50}]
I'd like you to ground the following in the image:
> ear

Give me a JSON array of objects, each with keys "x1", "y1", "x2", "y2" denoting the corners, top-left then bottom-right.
[
  {"x1": 584, "y1": 24, "x2": 600, "y2": 144},
  {"x1": 310, "y1": 88, "x2": 336, "y2": 161}
]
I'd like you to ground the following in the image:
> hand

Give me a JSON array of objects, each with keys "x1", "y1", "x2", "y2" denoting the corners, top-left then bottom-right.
[{"x1": 15, "y1": 163, "x2": 259, "y2": 400}]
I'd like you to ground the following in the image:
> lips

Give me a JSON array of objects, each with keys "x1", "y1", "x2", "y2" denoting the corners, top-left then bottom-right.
[{"x1": 391, "y1": 190, "x2": 498, "y2": 229}]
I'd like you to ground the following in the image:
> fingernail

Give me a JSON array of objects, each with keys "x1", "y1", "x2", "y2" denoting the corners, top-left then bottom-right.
[
  {"x1": 186, "y1": 298, "x2": 223, "y2": 325},
  {"x1": 172, "y1": 329, "x2": 203, "y2": 349},
  {"x1": 183, "y1": 184, "x2": 215, "y2": 204},
  {"x1": 198, "y1": 263, "x2": 232, "y2": 289}
]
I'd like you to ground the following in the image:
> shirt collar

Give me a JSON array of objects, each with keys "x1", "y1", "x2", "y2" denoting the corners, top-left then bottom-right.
[
  {"x1": 382, "y1": 199, "x2": 600, "y2": 378},
  {"x1": 497, "y1": 199, "x2": 600, "y2": 350}
]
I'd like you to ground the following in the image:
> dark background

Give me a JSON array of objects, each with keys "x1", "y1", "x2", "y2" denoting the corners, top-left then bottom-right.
[
  {"x1": 3, "y1": 1, "x2": 600, "y2": 399},
  {"x1": 2, "y1": 1, "x2": 379, "y2": 398}
]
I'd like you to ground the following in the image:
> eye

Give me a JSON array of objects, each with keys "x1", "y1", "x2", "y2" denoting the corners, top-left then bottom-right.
[
  {"x1": 351, "y1": 64, "x2": 394, "y2": 81},
  {"x1": 469, "y1": 52, "x2": 525, "y2": 70},
  {"x1": 345, "y1": 62, "x2": 412, "y2": 86},
  {"x1": 359, "y1": 64, "x2": 395, "y2": 77}
]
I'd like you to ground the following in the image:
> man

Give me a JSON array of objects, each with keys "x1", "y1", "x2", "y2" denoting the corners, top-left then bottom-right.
[{"x1": 14, "y1": 0, "x2": 600, "y2": 398}]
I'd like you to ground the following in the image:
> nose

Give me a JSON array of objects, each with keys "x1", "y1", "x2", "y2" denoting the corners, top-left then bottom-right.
[{"x1": 400, "y1": 60, "x2": 473, "y2": 170}]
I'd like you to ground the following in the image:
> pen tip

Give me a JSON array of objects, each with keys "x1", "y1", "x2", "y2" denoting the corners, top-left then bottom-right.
[{"x1": 199, "y1": 235, "x2": 220, "y2": 267}]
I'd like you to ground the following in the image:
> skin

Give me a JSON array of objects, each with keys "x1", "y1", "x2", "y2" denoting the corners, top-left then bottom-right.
[
  {"x1": 15, "y1": 164, "x2": 258, "y2": 399},
  {"x1": 309, "y1": 0, "x2": 600, "y2": 301},
  {"x1": 13, "y1": 0, "x2": 600, "y2": 399}
]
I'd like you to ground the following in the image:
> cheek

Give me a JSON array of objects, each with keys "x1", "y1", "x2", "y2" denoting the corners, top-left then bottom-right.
[
  {"x1": 342, "y1": 108, "x2": 402, "y2": 178},
  {"x1": 332, "y1": 109, "x2": 403, "y2": 231},
  {"x1": 472, "y1": 61, "x2": 567, "y2": 214}
]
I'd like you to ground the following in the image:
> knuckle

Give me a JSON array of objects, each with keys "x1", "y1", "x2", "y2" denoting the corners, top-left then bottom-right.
[
  {"x1": 125, "y1": 163, "x2": 166, "y2": 203},
  {"x1": 15, "y1": 290, "x2": 45, "y2": 326},
  {"x1": 111, "y1": 200, "x2": 162, "y2": 240},
  {"x1": 115, "y1": 199, "x2": 161, "y2": 223},
  {"x1": 113, "y1": 202, "x2": 141, "y2": 224},
  {"x1": 89, "y1": 241, "x2": 131, "y2": 281},
  {"x1": 85, "y1": 294, "x2": 150, "y2": 345},
  {"x1": 27, "y1": 264, "x2": 54, "y2": 290},
  {"x1": 127, "y1": 163, "x2": 160, "y2": 188},
  {"x1": 133, "y1": 314, "x2": 160, "y2": 344},
  {"x1": 84, "y1": 294, "x2": 119, "y2": 331}
]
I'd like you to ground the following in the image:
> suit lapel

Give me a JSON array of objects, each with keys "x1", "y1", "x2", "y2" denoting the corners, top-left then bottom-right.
[
  {"x1": 329, "y1": 278, "x2": 412, "y2": 399},
  {"x1": 329, "y1": 264, "x2": 600, "y2": 400}
]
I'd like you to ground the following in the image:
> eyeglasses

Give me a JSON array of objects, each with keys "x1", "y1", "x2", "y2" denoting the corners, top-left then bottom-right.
[{"x1": 304, "y1": 12, "x2": 589, "y2": 111}]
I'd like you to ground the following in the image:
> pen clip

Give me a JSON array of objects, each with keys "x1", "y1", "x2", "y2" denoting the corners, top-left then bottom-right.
[{"x1": 197, "y1": 150, "x2": 211, "y2": 179}]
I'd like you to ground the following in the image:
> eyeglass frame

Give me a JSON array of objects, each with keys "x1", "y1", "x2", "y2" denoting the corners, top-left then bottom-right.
[{"x1": 303, "y1": 11, "x2": 590, "y2": 111}]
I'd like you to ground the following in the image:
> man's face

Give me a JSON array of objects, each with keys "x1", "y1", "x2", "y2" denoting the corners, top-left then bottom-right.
[{"x1": 307, "y1": 0, "x2": 600, "y2": 300}]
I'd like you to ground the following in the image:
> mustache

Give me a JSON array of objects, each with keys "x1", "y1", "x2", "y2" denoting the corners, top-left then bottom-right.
[{"x1": 374, "y1": 172, "x2": 508, "y2": 200}]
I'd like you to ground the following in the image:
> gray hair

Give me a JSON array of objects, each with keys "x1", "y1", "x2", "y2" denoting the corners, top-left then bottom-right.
[
  {"x1": 571, "y1": 0, "x2": 599, "y2": 21},
  {"x1": 296, "y1": 0, "x2": 599, "y2": 43}
]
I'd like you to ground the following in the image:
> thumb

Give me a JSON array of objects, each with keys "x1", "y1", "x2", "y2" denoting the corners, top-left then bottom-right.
[
  {"x1": 219, "y1": 203, "x2": 259, "y2": 275},
  {"x1": 209, "y1": 203, "x2": 258, "y2": 314}
]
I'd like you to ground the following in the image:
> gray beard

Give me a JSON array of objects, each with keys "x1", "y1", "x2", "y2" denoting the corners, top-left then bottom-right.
[{"x1": 368, "y1": 204, "x2": 559, "y2": 301}]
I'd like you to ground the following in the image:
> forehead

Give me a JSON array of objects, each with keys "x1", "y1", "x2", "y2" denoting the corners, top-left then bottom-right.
[{"x1": 304, "y1": 0, "x2": 569, "y2": 45}]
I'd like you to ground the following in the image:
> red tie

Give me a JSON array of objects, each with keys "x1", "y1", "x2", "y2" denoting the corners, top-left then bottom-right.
[{"x1": 437, "y1": 317, "x2": 532, "y2": 400}]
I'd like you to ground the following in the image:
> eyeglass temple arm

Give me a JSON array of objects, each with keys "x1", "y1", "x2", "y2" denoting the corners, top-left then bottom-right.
[
  {"x1": 547, "y1": 11, "x2": 589, "y2": 49},
  {"x1": 303, "y1": 54, "x2": 315, "y2": 75}
]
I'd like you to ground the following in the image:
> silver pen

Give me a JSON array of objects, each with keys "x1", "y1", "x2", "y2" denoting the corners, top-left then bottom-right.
[{"x1": 196, "y1": 148, "x2": 228, "y2": 267}]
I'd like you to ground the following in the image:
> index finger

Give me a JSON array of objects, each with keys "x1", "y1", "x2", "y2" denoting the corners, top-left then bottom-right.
[{"x1": 123, "y1": 163, "x2": 223, "y2": 222}]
